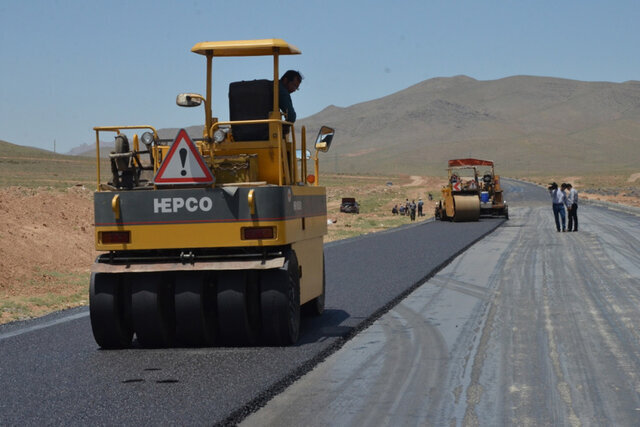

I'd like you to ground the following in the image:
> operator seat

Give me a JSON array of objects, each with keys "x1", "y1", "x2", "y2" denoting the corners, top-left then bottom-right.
[{"x1": 229, "y1": 79, "x2": 273, "y2": 141}]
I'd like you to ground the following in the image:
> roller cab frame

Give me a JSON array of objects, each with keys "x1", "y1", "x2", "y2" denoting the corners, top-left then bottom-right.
[
  {"x1": 434, "y1": 158, "x2": 508, "y2": 221},
  {"x1": 90, "y1": 39, "x2": 335, "y2": 349},
  {"x1": 435, "y1": 158, "x2": 482, "y2": 222}
]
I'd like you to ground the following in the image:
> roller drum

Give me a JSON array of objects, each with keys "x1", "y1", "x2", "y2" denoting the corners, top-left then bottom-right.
[{"x1": 453, "y1": 195, "x2": 480, "y2": 222}]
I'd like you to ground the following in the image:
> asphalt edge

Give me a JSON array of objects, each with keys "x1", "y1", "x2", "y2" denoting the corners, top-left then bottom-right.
[{"x1": 221, "y1": 218, "x2": 506, "y2": 426}]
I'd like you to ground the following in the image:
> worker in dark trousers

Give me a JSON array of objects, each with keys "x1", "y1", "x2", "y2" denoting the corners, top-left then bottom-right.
[
  {"x1": 565, "y1": 183, "x2": 579, "y2": 231},
  {"x1": 549, "y1": 182, "x2": 567, "y2": 232}
]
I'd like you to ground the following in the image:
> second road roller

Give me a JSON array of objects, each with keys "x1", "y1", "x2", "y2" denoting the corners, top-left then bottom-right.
[{"x1": 435, "y1": 158, "x2": 508, "y2": 221}]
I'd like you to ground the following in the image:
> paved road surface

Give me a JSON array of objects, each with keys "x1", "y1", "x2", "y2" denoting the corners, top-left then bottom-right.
[
  {"x1": 243, "y1": 180, "x2": 640, "y2": 426},
  {"x1": 0, "y1": 194, "x2": 503, "y2": 425}
]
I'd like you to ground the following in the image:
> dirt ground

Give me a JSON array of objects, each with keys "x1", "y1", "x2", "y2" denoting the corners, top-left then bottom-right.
[
  {"x1": 0, "y1": 186, "x2": 96, "y2": 323},
  {"x1": 1, "y1": 174, "x2": 637, "y2": 324}
]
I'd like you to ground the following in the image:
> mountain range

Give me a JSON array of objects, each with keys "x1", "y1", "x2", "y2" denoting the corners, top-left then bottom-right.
[{"x1": 67, "y1": 75, "x2": 640, "y2": 177}]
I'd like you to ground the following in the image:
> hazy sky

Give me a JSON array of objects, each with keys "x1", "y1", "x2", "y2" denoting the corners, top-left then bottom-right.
[{"x1": 1, "y1": 0, "x2": 638, "y2": 153}]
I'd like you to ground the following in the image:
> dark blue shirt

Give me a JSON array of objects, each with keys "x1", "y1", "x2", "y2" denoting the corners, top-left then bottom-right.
[{"x1": 279, "y1": 81, "x2": 296, "y2": 122}]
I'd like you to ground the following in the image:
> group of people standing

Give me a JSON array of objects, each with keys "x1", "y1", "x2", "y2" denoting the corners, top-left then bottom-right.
[
  {"x1": 549, "y1": 182, "x2": 579, "y2": 232},
  {"x1": 392, "y1": 198, "x2": 426, "y2": 221}
]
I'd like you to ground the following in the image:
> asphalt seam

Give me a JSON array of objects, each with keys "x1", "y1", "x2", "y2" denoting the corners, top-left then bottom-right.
[{"x1": 222, "y1": 218, "x2": 505, "y2": 426}]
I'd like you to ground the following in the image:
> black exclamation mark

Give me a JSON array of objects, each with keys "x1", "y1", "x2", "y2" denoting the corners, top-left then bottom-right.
[{"x1": 179, "y1": 148, "x2": 187, "y2": 176}]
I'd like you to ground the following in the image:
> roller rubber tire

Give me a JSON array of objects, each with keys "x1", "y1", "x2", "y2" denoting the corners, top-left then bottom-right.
[
  {"x1": 131, "y1": 273, "x2": 176, "y2": 348},
  {"x1": 89, "y1": 273, "x2": 133, "y2": 349},
  {"x1": 175, "y1": 272, "x2": 216, "y2": 347},
  {"x1": 217, "y1": 271, "x2": 260, "y2": 346},
  {"x1": 260, "y1": 250, "x2": 300, "y2": 346}
]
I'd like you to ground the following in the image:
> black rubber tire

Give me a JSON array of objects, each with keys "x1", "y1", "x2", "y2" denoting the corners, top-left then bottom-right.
[
  {"x1": 302, "y1": 255, "x2": 325, "y2": 317},
  {"x1": 89, "y1": 273, "x2": 133, "y2": 349},
  {"x1": 175, "y1": 272, "x2": 216, "y2": 347},
  {"x1": 217, "y1": 270, "x2": 260, "y2": 346},
  {"x1": 131, "y1": 273, "x2": 176, "y2": 348},
  {"x1": 260, "y1": 250, "x2": 301, "y2": 346}
]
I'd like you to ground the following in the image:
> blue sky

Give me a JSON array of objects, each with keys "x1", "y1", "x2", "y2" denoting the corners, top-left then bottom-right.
[{"x1": 1, "y1": 0, "x2": 639, "y2": 153}]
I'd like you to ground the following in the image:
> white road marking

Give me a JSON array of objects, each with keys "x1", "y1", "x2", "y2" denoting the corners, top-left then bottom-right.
[{"x1": 0, "y1": 310, "x2": 89, "y2": 341}]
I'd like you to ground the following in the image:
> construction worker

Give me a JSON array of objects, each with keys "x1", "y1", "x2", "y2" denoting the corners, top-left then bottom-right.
[
  {"x1": 565, "y1": 183, "x2": 579, "y2": 231},
  {"x1": 279, "y1": 70, "x2": 302, "y2": 123},
  {"x1": 549, "y1": 182, "x2": 567, "y2": 232}
]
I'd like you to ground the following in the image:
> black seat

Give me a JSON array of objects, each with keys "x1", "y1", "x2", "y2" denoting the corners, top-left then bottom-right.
[{"x1": 229, "y1": 80, "x2": 273, "y2": 141}]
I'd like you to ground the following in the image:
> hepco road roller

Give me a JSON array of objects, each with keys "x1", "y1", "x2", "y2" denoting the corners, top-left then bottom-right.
[
  {"x1": 90, "y1": 39, "x2": 334, "y2": 348},
  {"x1": 434, "y1": 158, "x2": 508, "y2": 221}
]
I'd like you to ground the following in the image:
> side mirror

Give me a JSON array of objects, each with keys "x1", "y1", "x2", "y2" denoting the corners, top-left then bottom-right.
[
  {"x1": 176, "y1": 93, "x2": 204, "y2": 107},
  {"x1": 314, "y1": 126, "x2": 335, "y2": 152}
]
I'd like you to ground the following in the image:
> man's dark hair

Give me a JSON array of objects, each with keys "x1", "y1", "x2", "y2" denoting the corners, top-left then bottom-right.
[
  {"x1": 566, "y1": 183, "x2": 572, "y2": 188},
  {"x1": 281, "y1": 70, "x2": 303, "y2": 82}
]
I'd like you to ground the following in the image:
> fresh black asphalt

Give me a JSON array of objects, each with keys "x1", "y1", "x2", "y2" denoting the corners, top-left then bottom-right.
[{"x1": 0, "y1": 200, "x2": 507, "y2": 425}]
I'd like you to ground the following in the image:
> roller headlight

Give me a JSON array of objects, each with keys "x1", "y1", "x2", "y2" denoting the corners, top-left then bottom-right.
[
  {"x1": 141, "y1": 131, "x2": 155, "y2": 147},
  {"x1": 213, "y1": 128, "x2": 227, "y2": 143}
]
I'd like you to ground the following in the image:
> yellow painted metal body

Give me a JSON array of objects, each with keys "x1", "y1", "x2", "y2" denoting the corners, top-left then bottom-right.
[
  {"x1": 95, "y1": 185, "x2": 327, "y2": 251},
  {"x1": 95, "y1": 212, "x2": 328, "y2": 251},
  {"x1": 491, "y1": 175, "x2": 506, "y2": 208},
  {"x1": 437, "y1": 158, "x2": 508, "y2": 220},
  {"x1": 438, "y1": 163, "x2": 481, "y2": 221},
  {"x1": 92, "y1": 39, "x2": 330, "y2": 308},
  {"x1": 292, "y1": 236, "x2": 324, "y2": 304},
  {"x1": 441, "y1": 187, "x2": 455, "y2": 218}
]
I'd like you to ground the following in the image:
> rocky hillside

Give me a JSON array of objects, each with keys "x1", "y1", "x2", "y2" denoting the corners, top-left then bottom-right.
[
  {"x1": 69, "y1": 75, "x2": 640, "y2": 177},
  {"x1": 297, "y1": 75, "x2": 640, "y2": 176}
]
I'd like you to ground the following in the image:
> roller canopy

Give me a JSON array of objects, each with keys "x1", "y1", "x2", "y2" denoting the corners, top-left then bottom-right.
[
  {"x1": 448, "y1": 158, "x2": 494, "y2": 167},
  {"x1": 191, "y1": 39, "x2": 301, "y2": 57}
]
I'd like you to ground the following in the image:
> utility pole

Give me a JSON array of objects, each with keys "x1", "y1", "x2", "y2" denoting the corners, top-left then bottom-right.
[{"x1": 54, "y1": 139, "x2": 56, "y2": 153}]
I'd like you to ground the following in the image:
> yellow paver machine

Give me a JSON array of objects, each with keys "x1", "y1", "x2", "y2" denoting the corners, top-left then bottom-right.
[
  {"x1": 90, "y1": 39, "x2": 334, "y2": 348},
  {"x1": 434, "y1": 158, "x2": 508, "y2": 221}
]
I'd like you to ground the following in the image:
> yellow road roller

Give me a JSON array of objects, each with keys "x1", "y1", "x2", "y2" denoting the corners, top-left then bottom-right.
[
  {"x1": 477, "y1": 160, "x2": 509, "y2": 219},
  {"x1": 434, "y1": 158, "x2": 483, "y2": 222},
  {"x1": 90, "y1": 39, "x2": 334, "y2": 348}
]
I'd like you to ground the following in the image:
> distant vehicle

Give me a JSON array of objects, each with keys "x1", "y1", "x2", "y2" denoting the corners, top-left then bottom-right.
[
  {"x1": 340, "y1": 197, "x2": 360, "y2": 214},
  {"x1": 434, "y1": 158, "x2": 508, "y2": 221},
  {"x1": 386, "y1": 181, "x2": 393, "y2": 186}
]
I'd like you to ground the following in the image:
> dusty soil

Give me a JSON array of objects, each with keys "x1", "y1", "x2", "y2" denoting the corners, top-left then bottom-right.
[
  {"x1": 325, "y1": 175, "x2": 445, "y2": 242},
  {"x1": 0, "y1": 186, "x2": 96, "y2": 323},
  {"x1": 326, "y1": 175, "x2": 443, "y2": 213}
]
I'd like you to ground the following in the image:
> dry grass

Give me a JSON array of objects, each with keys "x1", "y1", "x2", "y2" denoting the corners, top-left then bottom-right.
[{"x1": 323, "y1": 174, "x2": 443, "y2": 242}]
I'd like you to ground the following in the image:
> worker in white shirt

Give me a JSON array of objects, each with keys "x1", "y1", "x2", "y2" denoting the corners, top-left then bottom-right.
[
  {"x1": 565, "y1": 183, "x2": 578, "y2": 232},
  {"x1": 548, "y1": 182, "x2": 567, "y2": 232}
]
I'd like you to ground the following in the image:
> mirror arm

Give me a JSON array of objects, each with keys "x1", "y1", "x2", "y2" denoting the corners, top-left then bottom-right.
[
  {"x1": 314, "y1": 149, "x2": 320, "y2": 186},
  {"x1": 301, "y1": 126, "x2": 307, "y2": 184}
]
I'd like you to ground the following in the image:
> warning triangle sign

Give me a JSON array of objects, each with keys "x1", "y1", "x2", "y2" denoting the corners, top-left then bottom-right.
[{"x1": 154, "y1": 129, "x2": 214, "y2": 185}]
